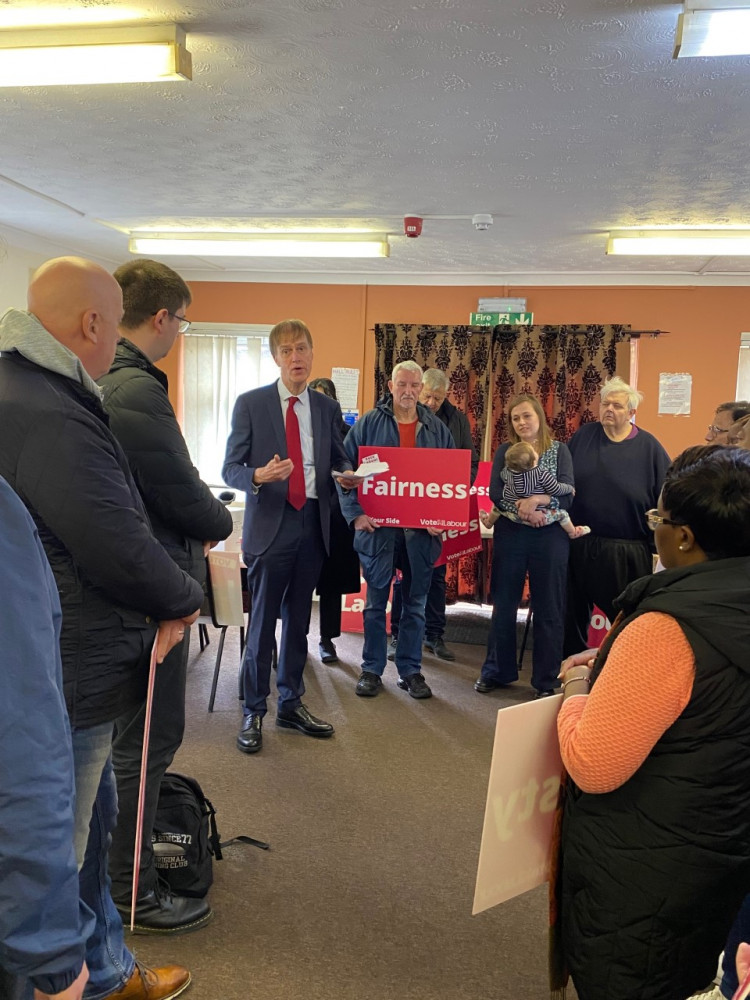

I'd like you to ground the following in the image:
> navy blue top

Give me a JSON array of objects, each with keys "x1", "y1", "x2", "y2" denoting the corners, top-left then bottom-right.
[{"x1": 568, "y1": 421, "x2": 671, "y2": 541}]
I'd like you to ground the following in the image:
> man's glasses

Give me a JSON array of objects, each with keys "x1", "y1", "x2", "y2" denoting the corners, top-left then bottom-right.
[
  {"x1": 707, "y1": 423, "x2": 729, "y2": 437},
  {"x1": 645, "y1": 509, "x2": 686, "y2": 531},
  {"x1": 153, "y1": 310, "x2": 191, "y2": 334}
]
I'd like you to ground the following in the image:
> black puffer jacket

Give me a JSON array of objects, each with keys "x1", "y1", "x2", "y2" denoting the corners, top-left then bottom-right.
[
  {"x1": 561, "y1": 557, "x2": 750, "y2": 1000},
  {"x1": 98, "y1": 339, "x2": 232, "y2": 584},
  {"x1": 0, "y1": 316, "x2": 203, "y2": 728}
]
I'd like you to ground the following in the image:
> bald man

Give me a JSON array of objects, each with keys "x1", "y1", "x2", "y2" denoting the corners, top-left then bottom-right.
[{"x1": 0, "y1": 257, "x2": 203, "y2": 1000}]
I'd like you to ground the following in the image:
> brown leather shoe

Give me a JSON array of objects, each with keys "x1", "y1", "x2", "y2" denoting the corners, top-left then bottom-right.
[{"x1": 105, "y1": 963, "x2": 191, "y2": 1000}]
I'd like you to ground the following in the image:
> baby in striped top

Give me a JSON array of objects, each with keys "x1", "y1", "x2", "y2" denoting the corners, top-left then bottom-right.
[{"x1": 486, "y1": 441, "x2": 590, "y2": 539}]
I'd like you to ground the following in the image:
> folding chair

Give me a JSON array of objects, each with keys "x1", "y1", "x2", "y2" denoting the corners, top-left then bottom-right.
[{"x1": 198, "y1": 549, "x2": 246, "y2": 712}]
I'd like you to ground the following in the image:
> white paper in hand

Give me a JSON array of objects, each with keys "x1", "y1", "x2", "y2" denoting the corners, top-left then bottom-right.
[{"x1": 354, "y1": 453, "x2": 389, "y2": 478}]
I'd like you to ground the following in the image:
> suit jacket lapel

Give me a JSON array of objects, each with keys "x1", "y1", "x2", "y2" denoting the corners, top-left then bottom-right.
[
  {"x1": 310, "y1": 389, "x2": 323, "y2": 466},
  {"x1": 264, "y1": 384, "x2": 286, "y2": 455}
]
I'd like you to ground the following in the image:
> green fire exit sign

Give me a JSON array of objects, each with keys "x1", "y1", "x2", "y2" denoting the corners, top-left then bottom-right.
[{"x1": 470, "y1": 312, "x2": 534, "y2": 326}]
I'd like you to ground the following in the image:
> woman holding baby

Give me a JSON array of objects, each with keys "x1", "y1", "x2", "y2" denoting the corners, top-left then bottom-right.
[{"x1": 474, "y1": 393, "x2": 576, "y2": 698}]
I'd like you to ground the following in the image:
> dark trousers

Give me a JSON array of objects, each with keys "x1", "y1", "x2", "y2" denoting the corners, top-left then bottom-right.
[
  {"x1": 242, "y1": 500, "x2": 325, "y2": 716},
  {"x1": 0, "y1": 968, "x2": 25, "y2": 1000},
  {"x1": 479, "y1": 517, "x2": 569, "y2": 693},
  {"x1": 391, "y1": 563, "x2": 447, "y2": 641},
  {"x1": 318, "y1": 591, "x2": 342, "y2": 641},
  {"x1": 109, "y1": 630, "x2": 189, "y2": 902},
  {"x1": 563, "y1": 534, "x2": 653, "y2": 657}
]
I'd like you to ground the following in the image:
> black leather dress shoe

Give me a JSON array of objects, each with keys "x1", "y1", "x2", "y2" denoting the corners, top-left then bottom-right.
[
  {"x1": 474, "y1": 677, "x2": 503, "y2": 694},
  {"x1": 534, "y1": 688, "x2": 559, "y2": 699},
  {"x1": 115, "y1": 882, "x2": 213, "y2": 934},
  {"x1": 237, "y1": 713, "x2": 263, "y2": 753},
  {"x1": 474, "y1": 677, "x2": 517, "y2": 694},
  {"x1": 276, "y1": 704, "x2": 334, "y2": 737},
  {"x1": 319, "y1": 638, "x2": 338, "y2": 664}
]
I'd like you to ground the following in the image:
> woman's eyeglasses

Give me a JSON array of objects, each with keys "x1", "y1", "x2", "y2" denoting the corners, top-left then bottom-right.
[{"x1": 645, "y1": 509, "x2": 686, "y2": 531}]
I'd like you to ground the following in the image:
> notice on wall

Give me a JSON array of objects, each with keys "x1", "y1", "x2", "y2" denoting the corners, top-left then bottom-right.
[
  {"x1": 331, "y1": 367, "x2": 360, "y2": 410},
  {"x1": 658, "y1": 373, "x2": 692, "y2": 415}
]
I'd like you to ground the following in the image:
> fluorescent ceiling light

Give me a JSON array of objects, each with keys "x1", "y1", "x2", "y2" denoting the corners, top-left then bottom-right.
[
  {"x1": 0, "y1": 7, "x2": 144, "y2": 28},
  {"x1": 0, "y1": 24, "x2": 191, "y2": 86},
  {"x1": 674, "y1": 5, "x2": 750, "y2": 58},
  {"x1": 607, "y1": 230, "x2": 750, "y2": 255},
  {"x1": 129, "y1": 233, "x2": 391, "y2": 258}
]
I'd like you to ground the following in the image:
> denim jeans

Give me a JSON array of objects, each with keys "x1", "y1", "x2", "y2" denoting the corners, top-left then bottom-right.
[
  {"x1": 360, "y1": 529, "x2": 436, "y2": 677},
  {"x1": 390, "y1": 562, "x2": 447, "y2": 642},
  {"x1": 72, "y1": 724, "x2": 134, "y2": 1000}
]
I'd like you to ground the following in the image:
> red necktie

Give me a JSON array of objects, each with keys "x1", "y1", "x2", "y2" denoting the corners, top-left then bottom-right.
[{"x1": 286, "y1": 396, "x2": 306, "y2": 510}]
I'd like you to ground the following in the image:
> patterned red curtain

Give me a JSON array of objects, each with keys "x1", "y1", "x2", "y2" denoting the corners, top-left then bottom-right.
[{"x1": 489, "y1": 324, "x2": 628, "y2": 450}]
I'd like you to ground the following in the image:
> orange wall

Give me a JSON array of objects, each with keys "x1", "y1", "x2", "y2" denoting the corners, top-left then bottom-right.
[{"x1": 178, "y1": 280, "x2": 750, "y2": 458}]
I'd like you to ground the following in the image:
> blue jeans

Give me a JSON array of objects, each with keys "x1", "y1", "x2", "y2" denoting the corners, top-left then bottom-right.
[
  {"x1": 720, "y1": 893, "x2": 750, "y2": 997},
  {"x1": 480, "y1": 517, "x2": 569, "y2": 693},
  {"x1": 390, "y1": 562, "x2": 447, "y2": 642},
  {"x1": 360, "y1": 529, "x2": 437, "y2": 677},
  {"x1": 72, "y1": 724, "x2": 134, "y2": 1000}
]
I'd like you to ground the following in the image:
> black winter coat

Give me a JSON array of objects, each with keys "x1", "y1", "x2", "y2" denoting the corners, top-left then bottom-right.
[
  {"x1": 0, "y1": 352, "x2": 204, "y2": 727},
  {"x1": 435, "y1": 398, "x2": 479, "y2": 481},
  {"x1": 561, "y1": 557, "x2": 750, "y2": 1000},
  {"x1": 98, "y1": 339, "x2": 232, "y2": 585}
]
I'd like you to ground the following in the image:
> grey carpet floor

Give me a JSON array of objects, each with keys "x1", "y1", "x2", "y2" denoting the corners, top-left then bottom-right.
[{"x1": 131, "y1": 607, "x2": 572, "y2": 1000}]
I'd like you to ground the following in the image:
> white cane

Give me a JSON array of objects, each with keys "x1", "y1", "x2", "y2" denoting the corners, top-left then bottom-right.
[{"x1": 130, "y1": 637, "x2": 159, "y2": 931}]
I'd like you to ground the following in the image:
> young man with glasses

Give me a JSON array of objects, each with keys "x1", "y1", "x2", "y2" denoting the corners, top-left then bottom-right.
[{"x1": 98, "y1": 259, "x2": 233, "y2": 934}]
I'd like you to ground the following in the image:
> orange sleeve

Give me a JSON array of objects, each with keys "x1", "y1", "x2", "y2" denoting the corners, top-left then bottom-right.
[{"x1": 557, "y1": 612, "x2": 695, "y2": 794}]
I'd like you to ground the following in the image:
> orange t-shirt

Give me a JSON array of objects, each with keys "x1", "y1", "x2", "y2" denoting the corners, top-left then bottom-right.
[{"x1": 397, "y1": 419, "x2": 418, "y2": 448}]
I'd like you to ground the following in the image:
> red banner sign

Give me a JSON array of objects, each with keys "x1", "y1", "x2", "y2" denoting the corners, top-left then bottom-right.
[
  {"x1": 471, "y1": 460, "x2": 493, "y2": 513},
  {"x1": 435, "y1": 493, "x2": 482, "y2": 564},
  {"x1": 587, "y1": 606, "x2": 611, "y2": 647},
  {"x1": 357, "y1": 445, "x2": 471, "y2": 530}
]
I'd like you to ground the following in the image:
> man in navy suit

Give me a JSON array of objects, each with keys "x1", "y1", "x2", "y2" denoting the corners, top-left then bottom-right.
[{"x1": 223, "y1": 319, "x2": 357, "y2": 754}]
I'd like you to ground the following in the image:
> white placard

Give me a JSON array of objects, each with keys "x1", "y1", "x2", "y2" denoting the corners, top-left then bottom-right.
[
  {"x1": 473, "y1": 696, "x2": 563, "y2": 914},
  {"x1": 658, "y1": 373, "x2": 692, "y2": 415},
  {"x1": 331, "y1": 367, "x2": 360, "y2": 410}
]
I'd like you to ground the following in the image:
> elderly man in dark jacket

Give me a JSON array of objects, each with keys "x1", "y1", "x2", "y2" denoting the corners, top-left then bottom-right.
[
  {"x1": 98, "y1": 259, "x2": 232, "y2": 934},
  {"x1": 0, "y1": 257, "x2": 203, "y2": 1000},
  {"x1": 389, "y1": 368, "x2": 479, "y2": 662}
]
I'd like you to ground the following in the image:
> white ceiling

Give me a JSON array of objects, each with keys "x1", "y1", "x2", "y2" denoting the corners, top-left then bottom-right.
[{"x1": 2, "y1": 0, "x2": 750, "y2": 285}]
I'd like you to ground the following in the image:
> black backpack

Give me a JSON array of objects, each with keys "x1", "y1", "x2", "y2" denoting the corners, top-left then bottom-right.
[{"x1": 152, "y1": 772, "x2": 268, "y2": 898}]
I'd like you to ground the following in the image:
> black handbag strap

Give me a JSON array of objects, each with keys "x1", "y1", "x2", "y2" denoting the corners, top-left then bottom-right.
[{"x1": 219, "y1": 834, "x2": 271, "y2": 852}]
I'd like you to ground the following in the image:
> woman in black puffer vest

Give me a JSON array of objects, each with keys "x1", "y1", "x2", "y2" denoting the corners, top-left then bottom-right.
[{"x1": 556, "y1": 445, "x2": 750, "y2": 1000}]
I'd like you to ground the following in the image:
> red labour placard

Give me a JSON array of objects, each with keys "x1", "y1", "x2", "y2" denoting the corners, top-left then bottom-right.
[
  {"x1": 357, "y1": 445, "x2": 471, "y2": 530},
  {"x1": 471, "y1": 461, "x2": 493, "y2": 513},
  {"x1": 435, "y1": 493, "x2": 482, "y2": 565}
]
